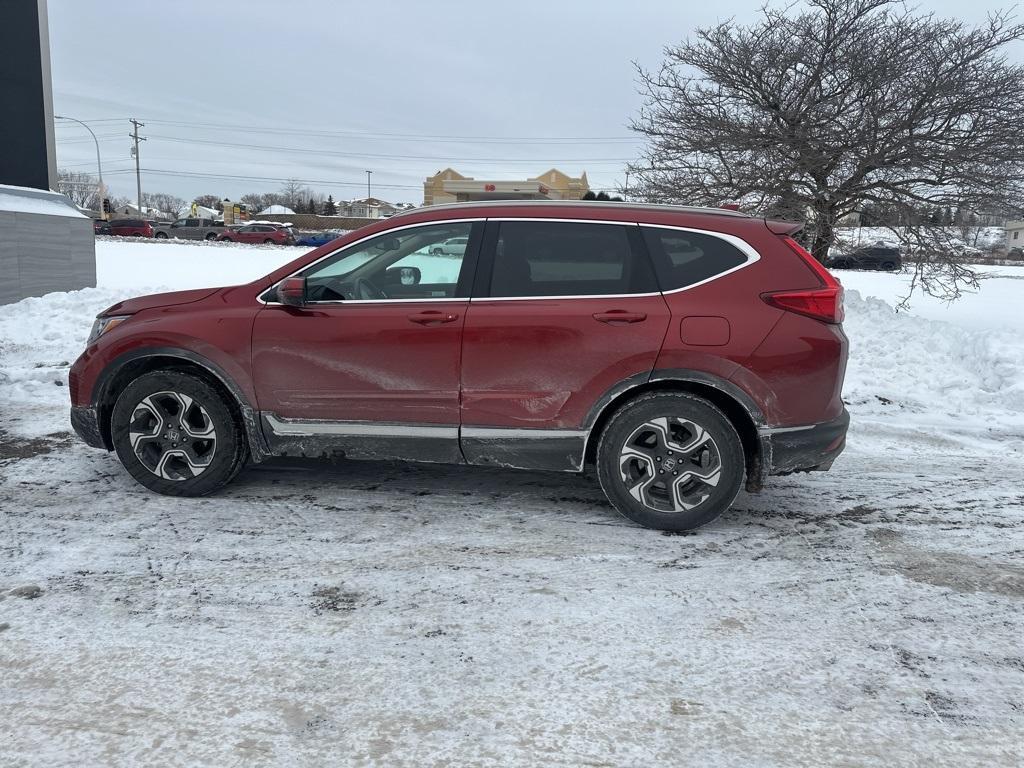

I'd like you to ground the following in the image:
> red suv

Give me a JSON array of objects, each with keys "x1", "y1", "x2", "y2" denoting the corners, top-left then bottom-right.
[
  {"x1": 217, "y1": 223, "x2": 295, "y2": 245},
  {"x1": 107, "y1": 218, "x2": 154, "y2": 237},
  {"x1": 69, "y1": 201, "x2": 848, "y2": 531}
]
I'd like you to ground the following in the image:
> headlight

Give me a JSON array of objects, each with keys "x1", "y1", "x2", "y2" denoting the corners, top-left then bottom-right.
[{"x1": 88, "y1": 315, "x2": 130, "y2": 345}]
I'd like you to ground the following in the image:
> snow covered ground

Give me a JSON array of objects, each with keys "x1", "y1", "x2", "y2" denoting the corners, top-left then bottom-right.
[{"x1": 1, "y1": 239, "x2": 1023, "y2": 766}]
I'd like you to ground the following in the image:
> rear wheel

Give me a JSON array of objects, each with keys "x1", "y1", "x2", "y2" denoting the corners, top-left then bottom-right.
[
  {"x1": 205, "y1": 232, "x2": 217, "y2": 240},
  {"x1": 881, "y1": 261, "x2": 897, "y2": 270},
  {"x1": 596, "y1": 392, "x2": 745, "y2": 531},
  {"x1": 110, "y1": 370, "x2": 247, "y2": 496},
  {"x1": 154, "y1": 231, "x2": 168, "y2": 239},
  {"x1": 263, "y1": 238, "x2": 275, "y2": 244}
]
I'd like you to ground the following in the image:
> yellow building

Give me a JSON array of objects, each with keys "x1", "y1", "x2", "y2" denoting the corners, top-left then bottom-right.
[{"x1": 423, "y1": 167, "x2": 590, "y2": 206}]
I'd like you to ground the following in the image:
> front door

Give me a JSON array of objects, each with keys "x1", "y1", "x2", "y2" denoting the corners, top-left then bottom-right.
[
  {"x1": 460, "y1": 219, "x2": 671, "y2": 470},
  {"x1": 252, "y1": 220, "x2": 482, "y2": 463}
]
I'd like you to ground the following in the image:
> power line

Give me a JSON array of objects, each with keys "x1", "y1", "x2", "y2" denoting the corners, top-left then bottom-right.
[
  {"x1": 141, "y1": 132, "x2": 633, "y2": 164},
  {"x1": 127, "y1": 118, "x2": 638, "y2": 143}
]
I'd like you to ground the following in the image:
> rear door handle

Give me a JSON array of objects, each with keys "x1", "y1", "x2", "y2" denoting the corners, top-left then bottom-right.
[
  {"x1": 408, "y1": 310, "x2": 459, "y2": 325},
  {"x1": 593, "y1": 310, "x2": 647, "y2": 325}
]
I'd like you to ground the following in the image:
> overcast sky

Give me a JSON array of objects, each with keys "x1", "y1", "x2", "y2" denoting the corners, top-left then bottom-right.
[{"x1": 48, "y1": 0, "x2": 1024, "y2": 206}]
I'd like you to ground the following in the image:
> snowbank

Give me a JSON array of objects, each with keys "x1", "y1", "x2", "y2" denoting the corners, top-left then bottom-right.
[{"x1": 0, "y1": 183, "x2": 87, "y2": 218}]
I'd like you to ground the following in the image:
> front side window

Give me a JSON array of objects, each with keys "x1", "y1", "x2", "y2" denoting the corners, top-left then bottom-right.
[
  {"x1": 641, "y1": 227, "x2": 749, "y2": 291},
  {"x1": 301, "y1": 222, "x2": 475, "y2": 301},
  {"x1": 489, "y1": 221, "x2": 656, "y2": 298}
]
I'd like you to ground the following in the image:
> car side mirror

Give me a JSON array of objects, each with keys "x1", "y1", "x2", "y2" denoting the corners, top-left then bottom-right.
[
  {"x1": 386, "y1": 265, "x2": 421, "y2": 286},
  {"x1": 276, "y1": 276, "x2": 307, "y2": 306}
]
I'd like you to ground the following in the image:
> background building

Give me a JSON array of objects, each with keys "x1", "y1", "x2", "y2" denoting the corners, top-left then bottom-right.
[{"x1": 423, "y1": 168, "x2": 590, "y2": 206}]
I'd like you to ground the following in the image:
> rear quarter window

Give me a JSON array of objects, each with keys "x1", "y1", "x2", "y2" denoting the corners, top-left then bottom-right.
[{"x1": 641, "y1": 227, "x2": 750, "y2": 291}]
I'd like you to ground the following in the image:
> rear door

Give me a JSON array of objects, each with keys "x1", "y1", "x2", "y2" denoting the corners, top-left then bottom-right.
[{"x1": 459, "y1": 219, "x2": 670, "y2": 470}]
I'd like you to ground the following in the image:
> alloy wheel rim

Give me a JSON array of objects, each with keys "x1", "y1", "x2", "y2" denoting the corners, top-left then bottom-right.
[
  {"x1": 618, "y1": 416, "x2": 722, "y2": 513},
  {"x1": 128, "y1": 391, "x2": 217, "y2": 481}
]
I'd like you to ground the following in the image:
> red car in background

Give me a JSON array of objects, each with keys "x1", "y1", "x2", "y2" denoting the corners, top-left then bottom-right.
[
  {"x1": 69, "y1": 200, "x2": 848, "y2": 532},
  {"x1": 218, "y1": 223, "x2": 295, "y2": 245},
  {"x1": 107, "y1": 219, "x2": 153, "y2": 237}
]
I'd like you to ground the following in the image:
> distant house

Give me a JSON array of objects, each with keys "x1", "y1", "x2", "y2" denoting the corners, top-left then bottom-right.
[
  {"x1": 119, "y1": 203, "x2": 171, "y2": 221},
  {"x1": 346, "y1": 197, "x2": 398, "y2": 219},
  {"x1": 1006, "y1": 220, "x2": 1024, "y2": 247}
]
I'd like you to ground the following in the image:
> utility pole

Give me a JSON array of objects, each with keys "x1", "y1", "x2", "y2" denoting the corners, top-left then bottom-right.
[
  {"x1": 623, "y1": 170, "x2": 630, "y2": 202},
  {"x1": 129, "y1": 118, "x2": 146, "y2": 215}
]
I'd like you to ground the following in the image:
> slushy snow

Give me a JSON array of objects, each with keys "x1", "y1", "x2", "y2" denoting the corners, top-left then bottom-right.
[{"x1": 1, "y1": 238, "x2": 1022, "y2": 766}]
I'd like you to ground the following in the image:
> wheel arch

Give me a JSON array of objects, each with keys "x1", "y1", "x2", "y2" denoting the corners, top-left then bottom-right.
[
  {"x1": 92, "y1": 348, "x2": 269, "y2": 461},
  {"x1": 583, "y1": 371, "x2": 765, "y2": 491}
]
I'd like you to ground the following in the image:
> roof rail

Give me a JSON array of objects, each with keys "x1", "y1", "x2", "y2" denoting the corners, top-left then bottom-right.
[{"x1": 390, "y1": 199, "x2": 752, "y2": 219}]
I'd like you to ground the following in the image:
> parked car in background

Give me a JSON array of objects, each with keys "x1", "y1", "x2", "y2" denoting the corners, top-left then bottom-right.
[
  {"x1": 827, "y1": 245, "x2": 901, "y2": 271},
  {"x1": 218, "y1": 223, "x2": 295, "y2": 245},
  {"x1": 431, "y1": 235, "x2": 469, "y2": 256},
  {"x1": 69, "y1": 200, "x2": 849, "y2": 532},
  {"x1": 1007, "y1": 246, "x2": 1023, "y2": 260},
  {"x1": 93, "y1": 219, "x2": 112, "y2": 235},
  {"x1": 107, "y1": 219, "x2": 154, "y2": 238},
  {"x1": 154, "y1": 218, "x2": 226, "y2": 241},
  {"x1": 295, "y1": 230, "x2": 346, "y2": 247}
]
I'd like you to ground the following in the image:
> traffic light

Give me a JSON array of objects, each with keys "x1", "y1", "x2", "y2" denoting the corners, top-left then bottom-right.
[{"x1": 102, "y1": 198, "x2": 111, "y2": 214}]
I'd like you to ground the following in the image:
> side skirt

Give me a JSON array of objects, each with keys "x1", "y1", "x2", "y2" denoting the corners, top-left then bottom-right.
[
  {"x1": 460, "y1": 427, "x2": 587, "y2": 472},
  {"x1": 259, "y1": 413, "x2": 587, "y2": 472},
  {"x1": 261, "y1": 413, "x2": 463, "y2": 464}
]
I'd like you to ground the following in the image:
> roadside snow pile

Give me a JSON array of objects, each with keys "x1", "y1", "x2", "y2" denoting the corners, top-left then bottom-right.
[{"x1": 842, "y1": 289, "x2": 1024, "y2": 447}]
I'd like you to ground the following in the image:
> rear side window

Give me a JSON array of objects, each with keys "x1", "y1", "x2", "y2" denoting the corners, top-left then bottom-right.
[
  {"x1": 489, "y1": 221, "x2": 657, "y2": 297},
  {"x1": 641, "y1": 227, "x2": 749, "y2": 291}
]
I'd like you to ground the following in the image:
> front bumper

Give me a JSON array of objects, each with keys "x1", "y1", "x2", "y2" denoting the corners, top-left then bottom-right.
[
  {"x1": 70, "y1": 405, "x2": 109, "y2": 450},
  {"x1": 762, "y1": 408, "x2": 849, "y2": 476}
]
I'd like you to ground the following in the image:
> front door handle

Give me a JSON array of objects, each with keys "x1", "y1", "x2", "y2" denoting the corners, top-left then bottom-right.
[
  {"x1": 408, "y1": 310, "x2": 459, "y2": 325},
  {"x1": 593, "y1": 310, "x2": 647, "y2": 325}
]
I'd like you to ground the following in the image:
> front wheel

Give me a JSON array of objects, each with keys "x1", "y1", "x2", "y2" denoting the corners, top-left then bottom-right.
[
  {"x1": 205, "y1": 232, "x2": 217, "y2": 240},
  {"x1": 596, "y1": 392, "x2": 745, "y2": 531},
  {"x1": 263, "y1": 238, "x2": 275, "y2": 244},
  {"x1": 110, "y1": 370, "x2": 248, "y2": 496},
  {"x1": 154, "y1": 231, "x2": 168, "y2": 239}
]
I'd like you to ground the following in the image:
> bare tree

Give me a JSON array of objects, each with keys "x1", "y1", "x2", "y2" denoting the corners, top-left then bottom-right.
[
  {"x1": 629, "y1": 0, "x2": 1024, "y2": 300},
  {"x1": 142, "y1": 192, "x2": 187, "y2": 219},
  {"x1": 193, "y1": 194, "x2": 223, "y2": 212},
  {"x1": 56, "y1": 168, "x2": 100, "y2": 210}
]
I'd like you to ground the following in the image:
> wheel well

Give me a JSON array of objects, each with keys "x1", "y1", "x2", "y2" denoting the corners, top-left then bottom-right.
[
  {"x1": 96, "y1": 355, "x2": 243, "y2": 448},
  {"x1": 584, "y1": 379, "x2": 761, "y2": 486}
]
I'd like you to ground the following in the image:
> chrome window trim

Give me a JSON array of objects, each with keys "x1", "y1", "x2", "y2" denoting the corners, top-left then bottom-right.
[
  {"x1": 255, "y1": 217, "x2": 762, "y2": 306},
  {"x1": 257, "y1": 217, "x2": 483, "y2": 305}
]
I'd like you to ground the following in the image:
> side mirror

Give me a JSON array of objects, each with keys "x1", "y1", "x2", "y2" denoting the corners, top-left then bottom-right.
[
  {"x1": 386, "y1": 265, "x2": 421, "y2": 286},
  {"x1": 276, "y1": 276, "x2": 307, "y2": 306}
]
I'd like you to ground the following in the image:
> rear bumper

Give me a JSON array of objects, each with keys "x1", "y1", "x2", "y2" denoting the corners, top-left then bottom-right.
[
  {"x1": 762, "y1": 408, "x2": 849, "y2": 476},
  {"x1": 70, "y1": 405, "x2": 109, "y2": 450}
]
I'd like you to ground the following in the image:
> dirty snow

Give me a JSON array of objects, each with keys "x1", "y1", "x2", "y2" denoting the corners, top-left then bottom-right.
[{"x1": 1, "y1": 240, "x2": 1023, "y2": 766}]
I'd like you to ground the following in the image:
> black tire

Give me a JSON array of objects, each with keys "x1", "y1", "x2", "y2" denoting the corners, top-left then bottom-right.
[
  {"x1": 596, "y1": 392, "x2": 745, "y2": 531},
  {"x1": 263, "y1": 238, "x2": 275, "y2": 244},
  {"x1": 881, "y1": 261, "x2": 897, "y2": 271},
  {"x1": 110, "y1": 369, "x2": 247, "y2": 496},
  {"x1": 205, "y1": 232, "x2": 217, "y2": 240},
  {"x1": 154, "y1": 231, "x2": 168, "y2": 239}
]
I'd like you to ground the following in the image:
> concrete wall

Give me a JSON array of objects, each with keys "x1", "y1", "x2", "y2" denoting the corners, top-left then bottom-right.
[{"x1": 0, "y1": 187, "x2": 96, "y2": 305}]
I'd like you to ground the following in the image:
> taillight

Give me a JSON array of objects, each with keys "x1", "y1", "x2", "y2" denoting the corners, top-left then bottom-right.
[{"x1": 761, "y1": 236, "x2": 845, "y2": 324}]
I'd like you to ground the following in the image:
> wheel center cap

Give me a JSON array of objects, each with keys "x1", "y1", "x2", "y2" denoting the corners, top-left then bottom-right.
[
  {"x1": 167, "y1": 428, "x2": 180, "y2": 442},
  {"x1": 662, "y1": 457, "x2": 677, "y2": 471}
]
